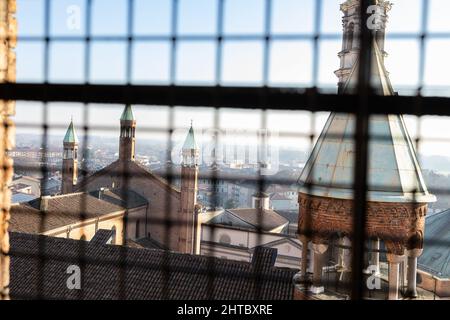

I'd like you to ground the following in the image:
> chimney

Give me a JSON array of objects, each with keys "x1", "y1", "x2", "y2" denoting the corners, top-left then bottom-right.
[
  {"x1": 98, "y1": 187, "x2": 107, "y2": 200},
  {"x1": 40, "y1": 196, "x2": 50, "y2": 212},
  {"x1": 252, "y1": 191, "x2": 269, "y2": 210}
]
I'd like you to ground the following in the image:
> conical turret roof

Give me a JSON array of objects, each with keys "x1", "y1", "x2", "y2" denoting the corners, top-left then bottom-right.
[
  {"x1": 63, "y1": 119, "x2": 78, "y2": 144},
  {"x1": 120, "y1": 105, "x2": 134, "y2": 121},
  {"x1": 298, "y1": 41, "x2": 435, "y2": 203},
  {"x1": 182, "y1": 123, "x2": 198, "y2": 151}
]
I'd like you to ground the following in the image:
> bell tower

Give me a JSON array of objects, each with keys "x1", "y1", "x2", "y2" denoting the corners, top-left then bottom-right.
[
  {"x1": 119, "y1": 104, "x2": 136, "y2": 162},
  {"x1": 178, "y1": 122, "x2": 200, "y2": 254},
  {"x1": 295, "y1": 0, "x2": 435, "y2": 300},
  {"x1": 62, "y1": 119, "x2": 79, "y2": 194},
  {"x1": 335, "y1": 0, "x2": 392, "y2": 92}
]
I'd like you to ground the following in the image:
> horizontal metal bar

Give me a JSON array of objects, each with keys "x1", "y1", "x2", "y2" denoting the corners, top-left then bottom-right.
[{"x1": 2, "y1": 83, "x2": 450, "y2": 116}]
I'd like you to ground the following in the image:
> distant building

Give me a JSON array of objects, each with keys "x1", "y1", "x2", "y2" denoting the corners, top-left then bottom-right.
[
  {"x1": 199, "y1": 192, "x2": 306, "y2": 270},
  {"x1": 10, "y1": 175, "x2": 40, "y2": 197},
  {"x1": 266, "y1": 184, "x2": 299, "y2": 211}
]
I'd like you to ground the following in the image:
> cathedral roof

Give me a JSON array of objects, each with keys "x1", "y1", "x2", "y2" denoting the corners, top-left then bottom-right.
[
  {"x1": 63, "y1": 119, "x2": 78, "y2": 144},
  {"x1": 298, "y1": 41, "x2": 435, "y2": 203},
  {"x1": 182, "y1": 124, "x2": 198, "y2": 150},
  {"x1": 9, "y1": 232, "x2": 295, "y2": 299},
  {"x1": 75, "y1": 159, "x2": 181, "y2": 197},
  {"x1": 120, "y1": 104, "x2": 134, "y2": 121},
  {"x1": 9, "y1": 193, "x2": 125, "y2": 234}
]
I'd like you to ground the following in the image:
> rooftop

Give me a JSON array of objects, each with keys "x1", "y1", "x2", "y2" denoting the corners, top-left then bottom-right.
[
  {"x1": 9, "y1": 232, "x2": 295, "y2": 300},
  {"x1": 63, "y1": 119, "x2": 78, "y2": 144},
  {"x1": 226, "y1": 208, "x2": 289, "y2": 232},
  {"x1": 89, "y1": 188, "x2": 148, "y2": 209},
  {"x1": 182, "y1": 124, "x2": 198, "y2": 151},
  {"x1": 9, "y1": 193, "x2": 125, "y2": 234},
  {"x1": 120, "y1": 104, "x2": 134, "y2": 121}
]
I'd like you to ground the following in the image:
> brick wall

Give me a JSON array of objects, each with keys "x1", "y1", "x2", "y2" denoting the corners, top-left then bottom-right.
[
  {"x1": 0, "y1": 0, "x2": 16, "y2": 300},
  {"x1": 79, "y1": 162, "x2": 182, "y2": 250},
  {"x1": 299, "y1": 193, "x2": 427, "y2": 254}
]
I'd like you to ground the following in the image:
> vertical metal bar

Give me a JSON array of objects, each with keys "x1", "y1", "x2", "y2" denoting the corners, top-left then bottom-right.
[
  {"x1": 162, "y1": 0, "x2": 179, "y2": 299},
  {"x1": 36, "y1": 0, "x2": 52, "y2": 299},
  {"x1": 351, "y1": 0, "x2": 374, "y2": 300},
  {"x1": 205, "y1": 0, "x2": 225, "y2": 299}
]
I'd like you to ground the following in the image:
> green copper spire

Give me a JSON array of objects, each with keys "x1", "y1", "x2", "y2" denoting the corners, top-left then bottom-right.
[
  {"x1": 120, "y1": 104, "x2": 134, "y2": 121},
  {"x1": 63, "y1": 119, "x2": 78, "y2": 144},
  {"x1": 182, "y1": 121, "x2": 198, "y2": 150}
]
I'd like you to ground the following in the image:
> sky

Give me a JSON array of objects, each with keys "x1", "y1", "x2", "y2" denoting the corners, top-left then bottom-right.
[{"x1": 13, "y1": 0, "x2": 450, "y2": 158}]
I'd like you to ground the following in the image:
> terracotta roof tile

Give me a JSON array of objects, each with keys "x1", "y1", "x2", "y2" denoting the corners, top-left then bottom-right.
[
  {"x1": 9, "y1": 232, "x2": 296, "y2": 300},
  {"x1": 9, "y1": 193, "x2": 124, "y2": 234}
]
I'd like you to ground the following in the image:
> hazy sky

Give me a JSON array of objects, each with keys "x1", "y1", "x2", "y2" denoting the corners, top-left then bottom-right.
[{"x1": 14, "y1": 0, "x2": 450, "y2": 158}]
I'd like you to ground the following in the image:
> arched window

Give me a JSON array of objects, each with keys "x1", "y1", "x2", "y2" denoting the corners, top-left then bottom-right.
[{"x1": 80, "y1": 234, "x2": 86, "y2": 241}]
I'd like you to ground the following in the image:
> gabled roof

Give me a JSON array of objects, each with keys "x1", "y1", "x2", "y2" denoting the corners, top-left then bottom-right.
[
  {"x1": 120, "y1": 105, "x2": 134, "y2": 121},
  {"x1": 75, "y1": 160, "x2": 181, "y2": 198},
  {"x1": 9, "y1": 232, "x2": 296, "y2": 299},
  {"x1": 63, "y1": 119, "x2": 78, "y2": 144},
  {"x1": 418, "y1": 209, "x2": 450, "y2": 279},
  {"x1": 252, "y1": 237, "x2": 302, "y2": 251},
  {"x1": 298, "y1": 41, "x2": 435, "y2": 203},
  {"x1": 226, "y1": 208, "x2": 289, "y2": 232},
  {"x1": 9, "y1": 193, "x2": 125, "y2": 234}
]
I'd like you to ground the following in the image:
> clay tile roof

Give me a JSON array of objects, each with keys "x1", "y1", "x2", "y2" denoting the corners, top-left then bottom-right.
[
  {"x1": 9, "y1": 193, "x2": 125, "y2": 234},
  {"x1": 9, "y1": 232, "x2": 296, "y2": 300},
  {"x1": 226, "y1": 208, "x2": 288, "y2": 232}
]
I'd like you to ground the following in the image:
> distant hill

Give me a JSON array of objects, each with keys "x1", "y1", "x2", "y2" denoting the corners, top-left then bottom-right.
[{"x1": 420, "y1": 155, "x2": 450, "y2": 173}]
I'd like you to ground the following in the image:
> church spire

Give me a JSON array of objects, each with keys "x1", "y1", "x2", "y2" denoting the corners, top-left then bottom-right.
[
  {"x1": 63, "y1": 118, "x2": 78, "y2": 144},
  {"x1": 335, "y1": 0, "x2": 392, "y2": 93},
  {"x1": 62, "y1": 118, "x2": 79, "y2": 194},
  {"x1": 182, "y1": 121, "x2": 199, "y2": 167},
  {"x1": 119, "y1": 104, "x2": 136, "y2": 162}
]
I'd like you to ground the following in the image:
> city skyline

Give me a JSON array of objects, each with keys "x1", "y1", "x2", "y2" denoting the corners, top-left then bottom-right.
[{"x1": 15, "y1": 0, "x2": 450, "y2": 158}]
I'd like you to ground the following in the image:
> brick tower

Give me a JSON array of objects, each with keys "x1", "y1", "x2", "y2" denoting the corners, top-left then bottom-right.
[
  {"x1": 295, "y1": 0, "x2": 436, "y2": 300},
  {"x1": 178, "y1": 122, "x2": 200, "y2": 254},
  {"x1": 119, "y1": 105, "x2": 136, "y2": 162},
  {"x1": 61, "y1": 119, "x2": 79, "y2": 194}
]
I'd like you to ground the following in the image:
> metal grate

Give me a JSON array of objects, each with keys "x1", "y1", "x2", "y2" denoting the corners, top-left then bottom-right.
[{"x1": 2, "y1": 0, "x2": 450, "y2": 300}]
